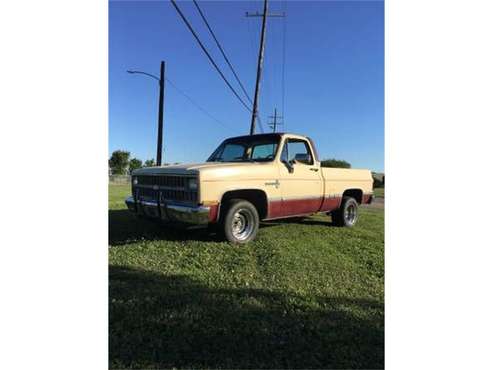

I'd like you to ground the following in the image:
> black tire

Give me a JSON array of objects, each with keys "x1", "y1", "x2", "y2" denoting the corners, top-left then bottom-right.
[
  {"x1": 220, "y1": 199, "x2": 259, "y2": 244},
  {"x1": 331, "y1": 196, "x2": 359, "y2": 227}
]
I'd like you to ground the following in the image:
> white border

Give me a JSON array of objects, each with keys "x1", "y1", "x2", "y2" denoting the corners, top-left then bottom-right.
[
  {"x1": 1, "y1": 0, "x2": 493, "y2": 369},
  {"x1": 0, "y1": 0, "x2": 108, "y2": 368},
  {"x1": 387, "y1": 0, "x2": 493, "y2": 368}
]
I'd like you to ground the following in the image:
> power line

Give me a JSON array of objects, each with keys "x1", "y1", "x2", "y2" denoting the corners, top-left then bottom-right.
[
  {"x1": 170, "y1": 0, "x2": 252, "y2": 113},
  {"x1": 165, "y1": 77, "x2": 239, "y2": 134},
  {"x1": 192, "y1": 0, "x2": 252, "y2": 105}
]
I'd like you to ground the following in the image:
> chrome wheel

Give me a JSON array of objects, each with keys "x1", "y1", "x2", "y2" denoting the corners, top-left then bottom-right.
[
  {"x1": 344, "y1": 203, "x2": 357, "y2": 225},
  {"x1": 231, "y1": 209, "x2": 254, "y2": 241}
]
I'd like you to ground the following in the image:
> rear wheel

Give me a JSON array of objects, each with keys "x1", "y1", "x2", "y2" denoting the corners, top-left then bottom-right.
[
  {"x1": 331, "y1": 196, "x2": 359, "y2": 227},
  {"x1": 221, "y1": 199, "x2": 259, "y2": 244}
]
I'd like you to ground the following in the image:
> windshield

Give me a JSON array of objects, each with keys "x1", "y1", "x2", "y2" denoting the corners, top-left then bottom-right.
[{"x1": 207, "y1": 134, "x2": 281, "y2": 163}]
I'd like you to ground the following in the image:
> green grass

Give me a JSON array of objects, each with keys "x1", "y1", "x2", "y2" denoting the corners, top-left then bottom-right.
[
  {"x1": 373, "y1": 187, "x2": 385, "y2": 198},
  {"x1": 109, "y1": 184, "x2": 384, "y2": 369}
]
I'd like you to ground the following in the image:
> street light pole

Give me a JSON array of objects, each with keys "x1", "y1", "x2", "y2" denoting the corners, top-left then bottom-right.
[
  {"x1": 127, "y1": 60, "x2": 166, "y2": 166},
  {"x1": 156, "y1": 61, "x2": 165, "y2": 166}
]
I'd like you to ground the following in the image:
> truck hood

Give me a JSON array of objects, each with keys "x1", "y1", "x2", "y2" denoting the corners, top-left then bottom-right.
[{"x1": 131, "y1": 162, "x2": 271, "y2": 180}]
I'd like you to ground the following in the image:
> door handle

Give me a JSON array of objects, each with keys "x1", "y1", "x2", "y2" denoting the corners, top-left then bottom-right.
[{"x1": 310, "y1": 168, "x2": 319, "y2": 172}]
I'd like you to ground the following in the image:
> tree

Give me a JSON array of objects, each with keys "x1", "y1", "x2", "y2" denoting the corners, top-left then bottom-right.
[
  {"x1": 129, "y1": 158, "x2": 143, "y2": 173},
  {"x1": 144, "y1": 159, "x2": 155, "y2": 167},
  {"x1": 320, "y1": 158, "x2": 351, "y2": 168},
  {"x1": 372, "y1": 172, "x2": 385, "y2": 188},
  {"x1": 109, "y1": 150, "x2": 130, "y2": 175}
]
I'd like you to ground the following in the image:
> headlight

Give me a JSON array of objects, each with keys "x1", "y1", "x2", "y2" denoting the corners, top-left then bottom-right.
[
  {"x1": 132, "y1": 176, "x2": 138, "y2": 185},
  {"x1": 188, "y1": 178, "x2": 198, "y2": 190}
]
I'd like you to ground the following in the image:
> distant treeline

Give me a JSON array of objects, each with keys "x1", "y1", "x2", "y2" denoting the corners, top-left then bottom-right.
[
  {"x1": 108, "y1": 150, "x2": 179, "y2": 175},
  {"x1": 109, "y1": 150, "x2": 152, "y2": 175},
  {"x1": 320, "y1": 158, "x2": 351, "y2": 169}
]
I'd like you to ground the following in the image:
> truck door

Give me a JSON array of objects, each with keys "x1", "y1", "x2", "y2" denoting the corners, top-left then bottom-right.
[{"x1": 278, "y1": 138, "x2": 324, "y2": 216}]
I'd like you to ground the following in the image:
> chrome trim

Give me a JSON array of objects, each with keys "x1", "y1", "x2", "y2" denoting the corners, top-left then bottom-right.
[
  {"x1": 125, "y1": 196, "x2": 210, "y2": 225},
  {"x1": 125, "y1": 196, "x2": 137, "y2": 212},
  {"x1": 141, "y1": 200, "x2": 158, "y2": 207},
  {"x1": 166, "y1": 204, "x2": 210, "y2": 225}
]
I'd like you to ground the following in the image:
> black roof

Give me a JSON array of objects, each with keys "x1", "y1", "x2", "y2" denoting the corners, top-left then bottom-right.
[{"x1": 224, "y1": 133, "x2": 296, "y2": 141}]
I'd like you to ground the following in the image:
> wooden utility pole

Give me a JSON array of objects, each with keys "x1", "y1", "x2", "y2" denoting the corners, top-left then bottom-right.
[
  {"x1": 247, "y1": 0, "x2": 285, "y2": 135},
  {"x1": 248, "y1": 0, "x2": 268, "y2": 135},
  {"x1": 268, "y1": 108, "x2": 283, "y2": 133}
]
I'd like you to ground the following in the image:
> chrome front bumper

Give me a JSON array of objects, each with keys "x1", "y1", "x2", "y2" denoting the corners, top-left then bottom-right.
[{"x1": 125, "y1": 196, "x2": 210, "y2": 225}]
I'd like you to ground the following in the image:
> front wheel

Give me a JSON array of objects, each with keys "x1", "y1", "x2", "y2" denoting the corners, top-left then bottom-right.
[
  {"x1": 221, "y1": 199, "x2": 259, "y2": 244},
  {"x1": 331, "y1": 196, "x2": 359, "y2": 227}
]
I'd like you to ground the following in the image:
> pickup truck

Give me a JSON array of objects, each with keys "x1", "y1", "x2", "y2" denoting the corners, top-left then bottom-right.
[{"x1": 126, "y1": 133, "x2": 373, "y2": 243}]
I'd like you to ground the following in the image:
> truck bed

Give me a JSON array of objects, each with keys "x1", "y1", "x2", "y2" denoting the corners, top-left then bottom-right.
[{"x1": 321, "y1": 168, "x2": 373, "y2": 197}]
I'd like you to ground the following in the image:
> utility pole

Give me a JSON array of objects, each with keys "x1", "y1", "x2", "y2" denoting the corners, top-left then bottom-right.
[
  {"x1": 127, "y1": 61, "x2": 166, "y2": 166},
  {"x1": 268, "y1": 108, "x2": 283, "y2": 133},
  {"x1": 246, "y1": 0, "x2": 285, "y2": 135},
  {"x1": 156, "y1": 61, "x2": 165, "y2": 166}
]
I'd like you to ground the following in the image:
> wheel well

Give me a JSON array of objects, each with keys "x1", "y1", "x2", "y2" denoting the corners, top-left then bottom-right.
[
  {"x1": 220, "y1": 189, "x2": 268, "y2": 220},
  {"x1": 342, "y1": 188, "x2": 363, "y2": 204}
]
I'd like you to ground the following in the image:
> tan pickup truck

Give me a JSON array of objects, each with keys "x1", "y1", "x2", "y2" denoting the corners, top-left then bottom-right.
[{"x1": 126, "y1": 133, "x2": 373, "y2": 243}]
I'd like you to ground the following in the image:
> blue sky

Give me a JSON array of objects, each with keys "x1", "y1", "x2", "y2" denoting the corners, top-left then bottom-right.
[{"x1": 109, "y1": 0, "x2": 384, "y2": 172}]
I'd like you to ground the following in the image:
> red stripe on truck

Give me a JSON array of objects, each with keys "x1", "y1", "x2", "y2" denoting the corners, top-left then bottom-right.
[
  {"x1": 208, "y1": 204, "x2": 219, "y2": 222},
  {"x1": 362, "y1": 194, "x2": 373, "y2": 204},
  {"x1": 267, "y1": 196, "x2": 342, "y2": 219},
  {"x1": 319, "y1": 196, "x2": 342, "y2": 212}
]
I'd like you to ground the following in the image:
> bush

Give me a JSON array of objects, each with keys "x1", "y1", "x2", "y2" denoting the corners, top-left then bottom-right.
[
  {"x1": 372, "y1": 173, "x2": 385, "y2": 188},
  {"x1": 320, "y1": 159, "x2": 351, "y2": 168},
  {"x1": 129, "y1": 158, "x2": 143, "y2": 173}
]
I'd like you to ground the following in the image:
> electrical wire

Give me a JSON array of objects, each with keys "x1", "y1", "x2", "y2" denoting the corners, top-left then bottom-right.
[
  {"x1": 170, "y1": 0, "x2": 252, "y2": 112},
  {"x1": 166, "y1": 77, "x2": 239, "y2": 134},
  {"x1": 192, "y1": 0, "x2": 252, "y2": 104}
]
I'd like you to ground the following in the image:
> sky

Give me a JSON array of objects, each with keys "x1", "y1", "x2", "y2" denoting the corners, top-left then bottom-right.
[{"x1": 109, "y1": 0, "x2": 384, "y2": 172}]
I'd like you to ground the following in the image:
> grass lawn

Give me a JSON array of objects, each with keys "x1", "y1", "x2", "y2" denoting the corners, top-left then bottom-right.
[
  {"x1": 109, "y1": 184, "x2": 384, "y2": 369},
  {"x1": 373, "y1": 187, "x2": 385, "y2": 198}
]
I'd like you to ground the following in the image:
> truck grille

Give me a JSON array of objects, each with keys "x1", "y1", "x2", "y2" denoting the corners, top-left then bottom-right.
[
  {"x1": 135, "y1": 175, "x2": 186, "y2": 188},
  {"x1": 161, "y1": 189, "x2": 197, "y2": 203},
  {"x1": 133, "y1": 175, "x2": 197, "y2": 204},
  {"x1": 135, "y1": 187, "x2": 159, "y2": 202}
]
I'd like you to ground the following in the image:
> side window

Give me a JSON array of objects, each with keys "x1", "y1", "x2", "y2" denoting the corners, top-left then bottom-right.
[{"x1": 286, "y1": 140, "x2": 313, "y2": 165}]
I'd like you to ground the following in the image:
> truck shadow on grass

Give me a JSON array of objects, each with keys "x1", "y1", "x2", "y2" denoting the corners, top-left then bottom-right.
[
  {"x1": 109, "y1": 265, "x2": 384, "y2": 369},
  {"x1": 109, "y1": 210, "x2": 336, "y2": 246},
  {"x1": 109, "y1": 209, "x2": 221, "y2": 245}
]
